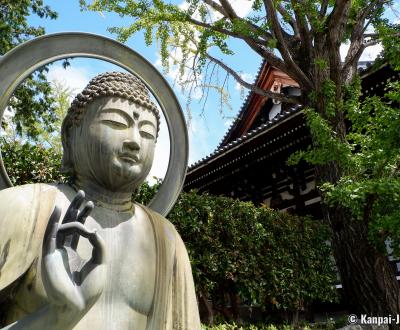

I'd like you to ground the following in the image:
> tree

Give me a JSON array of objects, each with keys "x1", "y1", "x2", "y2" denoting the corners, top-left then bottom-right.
[
  {"x1": 81, "y1": 0, "x2": 400, "y2": 321},
  {"x1": 32, "y1": 80, "x2": 75, "y2": 153},
  {"x1": 0, "y1": 0, "x2": 58, "y2": 139},
  {"x1": 1, "y1": 78, "x2": 72, "y2": 189}
]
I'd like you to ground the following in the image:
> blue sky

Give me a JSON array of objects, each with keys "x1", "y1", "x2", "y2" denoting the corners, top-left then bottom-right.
[{"x1": 27, "y1": 0, "x2": 263, "y2": 180}]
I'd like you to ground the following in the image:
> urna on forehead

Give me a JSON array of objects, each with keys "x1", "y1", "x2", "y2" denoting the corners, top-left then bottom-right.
[{"x1": 65, "y1": 71, "x2": 161, "y2": 132}]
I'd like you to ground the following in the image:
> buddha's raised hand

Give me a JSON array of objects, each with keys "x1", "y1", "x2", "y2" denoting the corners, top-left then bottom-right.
[{"x1": 41, "y1": 191, "x2": 106, "y2": 320}]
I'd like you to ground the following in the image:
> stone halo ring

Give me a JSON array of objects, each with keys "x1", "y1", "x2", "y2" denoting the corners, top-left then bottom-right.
[{"x1": 0, "y1": 32, "x2": 188, "y2": 216}]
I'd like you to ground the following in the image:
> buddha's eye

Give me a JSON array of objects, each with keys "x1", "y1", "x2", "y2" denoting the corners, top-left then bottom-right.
[
  {"x1": 99, "y1": 111, "x2": 129, "y2": 129},
  {"x1": 139, "y1": 122, "x2": 156, "y2": 139}
]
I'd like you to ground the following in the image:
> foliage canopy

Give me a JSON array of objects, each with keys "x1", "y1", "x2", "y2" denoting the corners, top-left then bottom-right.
[{"x1": 81, "y1": 0, "x2": 399, "y2": 107}]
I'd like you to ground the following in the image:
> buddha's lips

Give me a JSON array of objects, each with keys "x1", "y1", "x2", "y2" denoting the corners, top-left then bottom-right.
[{"x1": 119, "y1": 153, "x2": 140, "y2": 163}]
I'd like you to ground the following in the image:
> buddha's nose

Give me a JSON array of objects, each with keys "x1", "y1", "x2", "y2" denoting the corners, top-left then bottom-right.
[
  {"x1": 123, "y1": 126, "x2": 141, "y2": 151},
  {"x1": 123, "y1": 139, "x2": 140, "y2": 152}
]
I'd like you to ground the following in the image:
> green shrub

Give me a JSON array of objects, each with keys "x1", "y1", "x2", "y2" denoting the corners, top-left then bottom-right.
[
  {"x1": 168, "y1": 191, "x2": 337, "y2": 313},
  {"x1": 201, "y1": 322, "x2": 311, "y2": 329},
  {"x1": 1, "y1": 138, "x2": 66, "y2": 185}
]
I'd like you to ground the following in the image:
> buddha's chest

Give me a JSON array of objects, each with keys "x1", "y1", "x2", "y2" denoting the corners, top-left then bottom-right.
[
  {"x1": 76, "y1": 210, "x2": 157, "y2": 315},
  {"x1": 13, "y1": 208, "x2": 157, "y2": 322}
]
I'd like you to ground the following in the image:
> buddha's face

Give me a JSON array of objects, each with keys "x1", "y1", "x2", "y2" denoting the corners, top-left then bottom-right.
[{"x1": 68, "y1": 96, "x2": 158, "y2": 192}]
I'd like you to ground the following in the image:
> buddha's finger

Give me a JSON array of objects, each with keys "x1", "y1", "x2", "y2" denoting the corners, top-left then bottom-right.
[
  {"x1": 70, "y1": 201, "x2": 95, "y2": 250},
  {"x1": 63, "y1": 190, "x2": 85, "y2": 224},
  {"x1": 43, "y1": 205, "x2": 61, "y2": 256},
  {"x1": 56, "y1": 222, "x2": 95, "y2": 249},
  {"x1": 76, "y1": 201, "x2": 94, "y2": 224},
  {"x1": 88, "y1": 231, "x2": 106, "y2": 265}
]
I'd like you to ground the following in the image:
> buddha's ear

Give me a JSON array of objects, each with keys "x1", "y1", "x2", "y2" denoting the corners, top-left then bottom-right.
[{"x1": 60, "y1": 119, "x2": 74, "y2": 175}]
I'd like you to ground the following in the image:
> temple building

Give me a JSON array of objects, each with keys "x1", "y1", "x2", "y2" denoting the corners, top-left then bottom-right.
[{"x1": 184, "y1": 62, "x2": 399, "y2": 220}]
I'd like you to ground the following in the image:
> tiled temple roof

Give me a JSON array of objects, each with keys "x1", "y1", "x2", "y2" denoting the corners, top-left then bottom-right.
[
  {"x1": 187, "y1": 62, "x2": 399, "y2": 174},
  {"x1": 187, "y1": 103, "x2": 302, "y2": 173}
]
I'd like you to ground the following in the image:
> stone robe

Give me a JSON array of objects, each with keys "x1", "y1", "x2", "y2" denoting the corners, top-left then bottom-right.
[{"x1": 0, "y1": 183, "x2": 200, "y2": 329}]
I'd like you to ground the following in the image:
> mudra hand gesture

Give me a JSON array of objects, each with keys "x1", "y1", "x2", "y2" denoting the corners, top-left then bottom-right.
[{"x1": 42, "y1": 191, "x2": 106, "y2": 318}]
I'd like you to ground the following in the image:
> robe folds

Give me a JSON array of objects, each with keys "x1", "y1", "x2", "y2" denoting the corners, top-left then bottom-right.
[{"x1": 0, "y1": 183, "x2": 201, "y2": 329}]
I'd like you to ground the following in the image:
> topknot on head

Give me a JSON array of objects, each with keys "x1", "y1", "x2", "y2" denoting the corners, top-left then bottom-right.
[{"x1": 65, "y1": 71, "x2": 160, "y2": 134}]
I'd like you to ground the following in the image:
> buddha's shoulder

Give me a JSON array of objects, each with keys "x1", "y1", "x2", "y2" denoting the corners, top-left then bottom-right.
[
  {"x1": 0, "y1": 183, "x2": 59, "y2": 209},
  {"x1": 136, "y1": 204, "x2": 179, "y2": 236},
  {"x1": 0, "y1": 183, "x2": 59, "y2": 224},
  {"x1": 0, "y1": 183, "x2": 59, "y2": 291}
]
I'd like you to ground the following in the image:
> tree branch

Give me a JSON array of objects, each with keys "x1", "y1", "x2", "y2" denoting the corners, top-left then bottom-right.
[
  {"x1": 203, "y1": 0, "x2": 228, "y2": 17},
  {"x1": 218, "y1": 0, "x2": 238, "y2": 19},
  {"x1": 342, "y1": 0, "x2": 389, "y2": 80},
  {"x1": 183, "y1": 26, "x2": 291, "y2": 82},
  {"x1": 214, "y1": 0, "x2": 272, "y2": 42},
  {"x1": 244, "y1": 40, "x2": 292, "y2": 74},
  {"x1": 264, "y1": 0, "x2": 313, "y2": 90},
  {"x1": 319, "y1": 0, "x2": 329, "y2": 18},
  {"x1": 291, "y1": 0, "x2": 313, "y2": 65},
  {"x1": 190, "y1": 0, "x2": 291, "y2": 77},
  {"x1": 350, "y1": 0, "x2": 386, "y2": 42},
  {"x1": 326, "y1": 0, "x2": 351, "y2": 87},
  {"x1": 206, "y1": 52, "x2": 302, "y2": 104},
  {"x1": 185, "y1": 16, "x2": 267, "y2": 44},
  {"x1": 276, "y1": 3, "x2": 299, "y2": 37},
  {"x1": 327, "y1": 0, "x2": 351, "y2": 35},
  {"x1": 342, "y1": 41, "x2": 366, "y2": 82},
  {"x1": 357, "y1": 0, "x2": 390, "y2": 25},
  {"x1": 363, "y1": 32, "x2": 400, "y2": 38},
  {"x1": 363, "y1": 38, "x2": 382, "y2": 47}
]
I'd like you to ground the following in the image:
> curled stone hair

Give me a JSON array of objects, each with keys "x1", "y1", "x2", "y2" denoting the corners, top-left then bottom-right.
[
  {"x1": 61, "y1": 71, "x2": 161, "y2": 174},
  {"x1": 63, "y1": 71, "x2": 161, "y2": 135}
]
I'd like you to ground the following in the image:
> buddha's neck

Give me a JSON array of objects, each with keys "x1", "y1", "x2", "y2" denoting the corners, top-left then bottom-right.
[{"x1": 71, "y1": 176, "x2": 135, "y2": 213}]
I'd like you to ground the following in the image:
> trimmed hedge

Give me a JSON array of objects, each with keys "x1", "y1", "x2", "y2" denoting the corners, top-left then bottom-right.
[{"x1": 167, "y1": 191, "x2": 337, "y2": 313}]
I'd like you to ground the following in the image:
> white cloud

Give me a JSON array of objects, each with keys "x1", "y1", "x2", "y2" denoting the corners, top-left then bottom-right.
[
  {"x1": 230, "y1": 0, "x2": 254, "y2": 18},
  {"x1": 361, "y1": 44, "x2": 384, "y2": 60},
  {"x1": 47, "y1": 65, "x2": 90, "y2": 97},
  {"x1": 340, "y1": 42, "x2": 383, "y2": 62},
  {"x1": 3, "y1": 107, "x2": 14, "y2": 120},
  {"x1": 224, "y1": 119, "x2": 233, "y2": 127},
  {"x1": 235, "y1": 72, "x2": 254, "y2": 90},
  {"x1": 187, "y1": 116, "x2": 211, "y2": 166},
  {"x1": 180, "y1": 0, "x2": 253, "y2": 20},
  {"x1": 154, "y1": 52, "x2": 203, "y2": 100}
]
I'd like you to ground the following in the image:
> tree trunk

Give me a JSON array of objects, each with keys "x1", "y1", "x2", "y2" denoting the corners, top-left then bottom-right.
[
  {"x1": 316, "y1": 162, "x2": 400, "y2": 328},
  {"x1": 198, "y1": 290, "x2": 214, "y2": 325},
  {"x1": 291, "y1": 309, "x2": 299, "y2": 328},
  {"x1": 307, "y1": 58, "x2": 400, "y2": 326},
  {"x1": 229, "y1": 291, "x2": 241, "y2": 322}
]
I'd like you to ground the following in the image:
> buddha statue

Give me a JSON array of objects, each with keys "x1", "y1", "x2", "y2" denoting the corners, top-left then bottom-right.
[{"x1": 0, "y1": 72, "x2": 201, "y2": 329}]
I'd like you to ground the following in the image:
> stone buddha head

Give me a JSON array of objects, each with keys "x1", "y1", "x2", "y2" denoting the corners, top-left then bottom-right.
[{"x1": 61, "y1": 72, "x2": 160, "y2": 193}]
